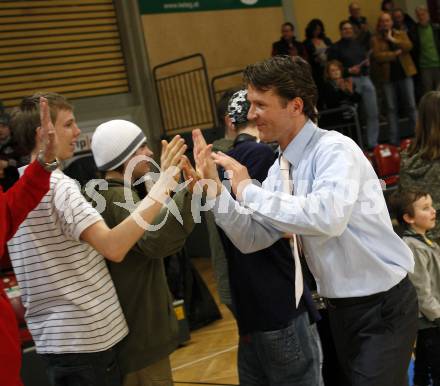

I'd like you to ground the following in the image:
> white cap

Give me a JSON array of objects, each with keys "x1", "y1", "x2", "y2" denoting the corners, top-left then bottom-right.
[{"x1": 91, "y1": 119, "x2": 146, "y2": 171}]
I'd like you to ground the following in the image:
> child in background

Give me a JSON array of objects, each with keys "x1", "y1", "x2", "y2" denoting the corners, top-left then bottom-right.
[
  {"x1": 391, "y1": 189, "x2": 440, "y2": 386},
  {"x1": 322, "y1": 60, "x2": 359, "y2": 111}
]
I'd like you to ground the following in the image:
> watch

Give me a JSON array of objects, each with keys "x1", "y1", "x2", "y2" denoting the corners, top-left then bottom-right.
[{"x1": 37, "y1": 151, "x2": 59, "y2": 172}]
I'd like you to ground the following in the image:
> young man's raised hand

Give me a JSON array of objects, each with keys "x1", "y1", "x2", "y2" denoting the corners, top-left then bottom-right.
[{"x1": 39, "y1": 97, "x2": 58, "y2": 163}]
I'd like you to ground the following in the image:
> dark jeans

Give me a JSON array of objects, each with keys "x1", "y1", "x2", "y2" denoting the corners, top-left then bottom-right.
[
  {"x1": 414, "y1": 327, "x2": 440, "y2": 386},
  {"x1": 41, "y1": 348, "x2": 122, "y2": 386},
  {"x1": 238, "y1": 312, "x2": 321, "y2": 386},
  {"x1": 383, "y1": 77, "x2": 417, "y2": 146},
  {"x1": 327, "y1": 276, "x2": 418, "y2": 386}
]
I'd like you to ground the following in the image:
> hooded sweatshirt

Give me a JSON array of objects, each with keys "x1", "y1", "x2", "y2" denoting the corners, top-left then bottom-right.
[{"x1": 400, "y1": 151, "x2": 440, "y2": 241}]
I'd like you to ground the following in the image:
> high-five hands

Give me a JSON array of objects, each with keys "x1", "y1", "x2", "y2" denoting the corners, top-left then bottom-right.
[
  {"x1": 149, "y1": 135, "x2": 187, "y2": 203},
  {"x1": 192, "y1": 129, "x2": 222, "y2": 198},
  {"x1": 211, "y1": 151, "x2": 251, "y2": 201},
  {"x1": 192, "y1": 129, "x2": 251, "y2": 201},
  {"x1": 160, "y1": 135, "x2": 187, "y2": 182}
]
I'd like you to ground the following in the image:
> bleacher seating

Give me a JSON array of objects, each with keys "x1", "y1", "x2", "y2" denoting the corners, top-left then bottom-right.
[{"x1": 372, "y1": 144, "x2": 401, "y2": 188}]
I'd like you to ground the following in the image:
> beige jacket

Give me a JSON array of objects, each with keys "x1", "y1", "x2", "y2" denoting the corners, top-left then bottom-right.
[{"x1": 371, "y1": 29, "x2": 417, "y2": 82}]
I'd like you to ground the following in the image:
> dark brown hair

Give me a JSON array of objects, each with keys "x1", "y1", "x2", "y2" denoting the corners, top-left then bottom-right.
[
  {"x1": 243, "y1": 55, "x2": 318, "y2": 122},
  {"x1": 389, "y1": 189, "x2": 429, "y2": 226},
  {"x1": 10, "y1": 92, "x2": 73, "y2": 155},
  {"x1": 407, "y1": 91, "x2": 440, "y2": 160}
]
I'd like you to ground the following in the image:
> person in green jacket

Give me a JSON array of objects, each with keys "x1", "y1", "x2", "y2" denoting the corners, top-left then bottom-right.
[{"x1": 90, "y1": 119, "x2": 196, "y2": 386}]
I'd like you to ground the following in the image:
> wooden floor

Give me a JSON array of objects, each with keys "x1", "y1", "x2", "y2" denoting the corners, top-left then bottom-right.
[{"x1": 170, "y1": 257, "x2": 239, "y2": 386}]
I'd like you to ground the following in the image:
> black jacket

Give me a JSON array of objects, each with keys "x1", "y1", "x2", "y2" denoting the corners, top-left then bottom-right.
[{"x1": 327, "y1": 38, "x2": 370, "y2": 76}]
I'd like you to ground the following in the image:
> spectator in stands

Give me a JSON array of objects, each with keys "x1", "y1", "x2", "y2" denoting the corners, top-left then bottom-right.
[
  {"x1": 0, "y1": 97, "x2": 56, "y2": 386},
  {"x1": 8, "y1": 92, "x2": 186, "y2": 386},
  {"x1": 400, "y1": 91, "x2": 440, "y2": 244},
  {"x1": 410, "y1": 5, "x2": 440, "y2": 93},
  {"x1": 391, "y1": 189, "x2": 440, "y2": 386},
  {"x1": 272, "y1": 22, "x2": 307, "y2": 60},
  {"x1": 348, "y1": 2, "x2": 372, "y2": 49},
  {"x1": 328, "y1": 21, "x2": 380, "y2": 149},
  {"x1": 372, "y1": 12, "x2": 417, "y2": 146},
  {"x1": 392, "y1": 7, "x2": 416, "y2": 33},
  {"x1": 90, "y1": 120, "x2": 195, "y2": 386},
  {"x1": 217, "y1": 89, "x2": 322, "y2": 386},
  {"x1": 322, "y1": 60, "x2": 359, "y2": 110},
  {"x1": 321, "y1": 60, "x2": 360, "y2": 128},
  {"x1": 303, "y1": 19, "x2": 332, "y2": 107},
  {"x1": 0, "y1": 113, "x2": 20, "y2": 191}
]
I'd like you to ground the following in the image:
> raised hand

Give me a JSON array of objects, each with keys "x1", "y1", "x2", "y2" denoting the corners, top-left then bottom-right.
[
  {"x1": 160, "y1": 135, "x2": 187, "y2": 172},
  {"x1": 181, "y1": 155, "x2": 198, "y2": 193},
  {"x1": 148, "y1": 135, "x2": 187, "y2": 203},
  {"x1": 192, "y1": 129, "x2": 220, "y2": 181},
  {"x1": 39, "y1": 97, "x2": 57, "y2": 162},
  {"x1": 211, "y1": 151, "x2": 251, "y2": 201}
]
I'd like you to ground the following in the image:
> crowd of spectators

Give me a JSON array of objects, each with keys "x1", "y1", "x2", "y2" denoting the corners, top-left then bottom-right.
[{"x1": 271, "y1": 2, "x2": 440, "y2": 150}]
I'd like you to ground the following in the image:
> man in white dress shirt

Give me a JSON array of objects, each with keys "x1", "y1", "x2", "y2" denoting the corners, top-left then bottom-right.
[{"x1": 192, "y1": 56, "x2": 418, "y2": 386}]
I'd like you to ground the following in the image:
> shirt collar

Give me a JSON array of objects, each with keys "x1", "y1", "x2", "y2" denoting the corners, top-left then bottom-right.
[{"x1": 279, "y1": 119, "x2": 317, "y2": 167}]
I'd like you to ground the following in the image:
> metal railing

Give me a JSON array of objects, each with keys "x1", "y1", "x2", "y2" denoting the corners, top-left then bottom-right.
[
  {"x1": 210, "y1": 69, "x2": 244, "y2": 127},
  {"x1": 153, "y1": 54, "x2": 215, "y2": 136},
  {"x1": 318, "y1": 105, "x2": 364, "y2": 149}
]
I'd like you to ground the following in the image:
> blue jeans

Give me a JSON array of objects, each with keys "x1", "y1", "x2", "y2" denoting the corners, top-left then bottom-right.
[
  {"x1": 238, "y1": 312, "x2": 321, "y2": 386},
  {"x1": 383, "y1": 77, "x2": 417, "y2": 146},
  {"x1": 41, "y1": 348, "x2": 122, "y2": 386},
  {"x1": 352, "y1": 76, "x2": 380, "y2": 149}
]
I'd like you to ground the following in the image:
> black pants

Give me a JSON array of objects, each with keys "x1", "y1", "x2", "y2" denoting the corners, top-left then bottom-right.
[
  {"x1": 414, "y1": 327, "x2": 440, "y2": 386},
  {"x1": 41, "y1": 348, "x2": 121, "y2": 386},
  {"x1": 327, "y1": 276, "x2": 418, "y2": 386}
]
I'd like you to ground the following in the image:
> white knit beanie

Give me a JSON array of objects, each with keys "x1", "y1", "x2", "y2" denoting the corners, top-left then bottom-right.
[{"x1": 92, "y1": 119, "x2": 147, "y2": 171}]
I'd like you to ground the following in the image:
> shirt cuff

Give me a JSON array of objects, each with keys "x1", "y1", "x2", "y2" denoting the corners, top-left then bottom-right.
[
  {"x1": 206, "y1": 186, "x2": 225, "y2": 213},
  {"x1": 241, "y1": 183, "x2": 262, "y2": 207},
  {"x1": 209, "y1": 186, "x2": 237, "y2": 225}
]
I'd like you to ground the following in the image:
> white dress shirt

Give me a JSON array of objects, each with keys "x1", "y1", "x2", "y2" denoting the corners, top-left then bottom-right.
[{"x1": 212, "y1": 120, "x2": 414, "y2": 298}]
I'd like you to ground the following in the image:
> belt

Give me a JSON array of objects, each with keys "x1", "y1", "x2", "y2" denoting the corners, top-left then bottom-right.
[{"x1": 325, "y1": 276, "x2": 409, "y2": 309}]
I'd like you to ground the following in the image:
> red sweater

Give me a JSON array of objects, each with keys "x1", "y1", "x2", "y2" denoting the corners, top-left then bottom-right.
[{"x1": 0, "y1": 160, "x2": 50, "y2": 386}]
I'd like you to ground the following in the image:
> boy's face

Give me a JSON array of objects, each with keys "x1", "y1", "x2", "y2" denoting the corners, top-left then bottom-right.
[
  {"x1": 405, "y1": 195, "x2": 436, "y2": 234},
  {"x1": 54, "y1": 109, "x2": 81, "y2": 161},
  {"x1": 0, "y1": 123, "x2": 10, "y2": 141},
  {"x1": 126, "y1": 142, "x2": 154, "y2": 181}
]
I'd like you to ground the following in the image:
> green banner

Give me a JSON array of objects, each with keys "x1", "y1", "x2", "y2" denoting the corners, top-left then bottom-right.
[{"x1": 139, "y1": 0, "x2": 281, "y2": 14}]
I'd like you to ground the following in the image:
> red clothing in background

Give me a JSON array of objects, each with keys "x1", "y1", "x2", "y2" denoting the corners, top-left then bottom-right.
[{"x1": 0, "y1": 160, "x2": 50, "y2": 386}]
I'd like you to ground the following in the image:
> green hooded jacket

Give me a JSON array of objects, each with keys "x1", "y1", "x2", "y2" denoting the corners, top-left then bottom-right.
[
  {"x1": 90, "y1": 179, "x2": 195, "y2": 376},
  {"x1": 400, "y1": 151, "x2": 440, "y2": 241}
]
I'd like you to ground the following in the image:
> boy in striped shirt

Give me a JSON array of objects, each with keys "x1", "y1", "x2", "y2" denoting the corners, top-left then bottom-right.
[{"x1": 8, "y1": 92, "x2": 186, "y2": 386}]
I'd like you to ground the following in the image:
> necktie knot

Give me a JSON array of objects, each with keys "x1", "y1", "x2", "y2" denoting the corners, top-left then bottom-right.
[{"x1": 280, "y1": 154, "x2": 290, "y2": 171}]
